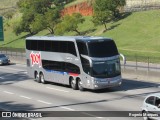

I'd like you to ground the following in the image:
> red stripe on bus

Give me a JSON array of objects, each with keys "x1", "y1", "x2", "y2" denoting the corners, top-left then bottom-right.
[{"x1": 69, "y1": 73, "x2": 79, "y2": 76}]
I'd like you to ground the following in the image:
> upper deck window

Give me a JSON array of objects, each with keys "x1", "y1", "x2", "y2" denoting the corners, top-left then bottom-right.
[{"x1": 26, "y1": 40, "x2": 77, "y2": 56}]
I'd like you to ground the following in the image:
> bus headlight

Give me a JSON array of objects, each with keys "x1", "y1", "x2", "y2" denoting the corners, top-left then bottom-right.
[
  {"x1": 118, "y1": 81, "x2": 122, "y2": 85},
  {"x1": 91, "y1": 77, "x2": 99, "y2": 84},
  {"x1": 94, "y1": 80, "x2": 98, "y2": 84},
  {"x1": 87, "y1": 80, "x2": 90, "y2": 84}
]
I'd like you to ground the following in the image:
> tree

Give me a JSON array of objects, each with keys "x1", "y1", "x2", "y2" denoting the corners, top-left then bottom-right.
[
  {"x1": 44, "y1": 8, "x2": 61, "y2": 34},
  {"x1": 55, "y1": 13, "x2": 85, "y2": 35},
  {"x1": 92, "y1": 0, "x2": 126, "y2": 31},
  {"x1": 92, "y1": 0, "x2": 113, "y2": 30},
  {"x1": 17, "y1": 0, "x2": 52, "y2": 13},
  {"x1": 30, "y1": 14, "x2": 46, "y2": 34},
  {"x1": 106, "y1": 0, "x2": 126, "y2": 18},
  {"x1": 15, "y1": 0, "x2": 62, "y2": 35},
  {"x1": 14, "y1": 8, "x2": 36, "y2": 35},
  {"x1": 17, "y1": 0, "x2": 32, "y2": 12}
]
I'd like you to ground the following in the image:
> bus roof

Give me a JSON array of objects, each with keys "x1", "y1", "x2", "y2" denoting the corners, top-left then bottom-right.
[{"x1": 26, "y1": 36, "x2": 112, "y2": 42}]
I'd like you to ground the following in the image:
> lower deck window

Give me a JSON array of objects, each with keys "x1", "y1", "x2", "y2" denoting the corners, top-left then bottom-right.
[{"x1": 42, "y1": 60, "x2": 80, "y2": 74}]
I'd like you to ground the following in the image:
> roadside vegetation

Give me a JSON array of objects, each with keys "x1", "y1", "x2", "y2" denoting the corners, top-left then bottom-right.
[{"x1": 0, "y1": 0, "x2": 160, "y2": 61}]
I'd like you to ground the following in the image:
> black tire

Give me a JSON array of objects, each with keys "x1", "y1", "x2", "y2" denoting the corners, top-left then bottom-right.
[
  {"x1": 35, "y1": 72, "x2": 41, "y2": 83},
  {"x1": 71, "y1": 78, "x2": 78, "y2": 90},
  {"x1": 40, "y1": 73, "x2": 46, "y2": 84},
  {"x1": 78, "y1": 79, "x2": 84, "y2": 91}
]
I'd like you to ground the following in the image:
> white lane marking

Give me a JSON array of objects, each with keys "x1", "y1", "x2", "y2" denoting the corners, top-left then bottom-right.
[
  {"x1": 22, "y1": 71, "x2": 28, "y2": 74},
  {"x1": 20, "y1": 95, "x2": 31, "y2": 100},
  {"x1": 82, "y1": 112, "x2": 104, "y2": 119},
  {"x1": 3, "y1": 91, "x2": 14, "y2": 95},
  {"x1": 46, "y1": 87, "x2": 69, "y2": 93},
  {"x1": 96, "y1": 117, "x2": 104, "y2": 119},
  {"x1": 37, "y1": 100, "x2": 52, "y2": 105},
  {"x1": 60, "y1": 106, "x2": 75, "y2": 111},
  {"x1": 0, "y1": 106, "x2": 10, "y2": 111},
  {"x1": 0, "y1": 67, "x2": 24, "y2": 72}
]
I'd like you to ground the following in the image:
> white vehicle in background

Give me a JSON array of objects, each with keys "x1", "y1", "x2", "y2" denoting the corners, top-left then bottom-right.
[{"x1": 142, "y1": 93, "x2": 160, "y2": 120}]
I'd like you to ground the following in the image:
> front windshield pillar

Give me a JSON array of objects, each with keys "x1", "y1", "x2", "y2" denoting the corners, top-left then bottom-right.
[{"x1": 80, "y1": 56, "x2": 92, "y2": 75}]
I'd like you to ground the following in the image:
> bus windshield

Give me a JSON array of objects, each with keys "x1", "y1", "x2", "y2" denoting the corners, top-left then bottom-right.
[
  {"x1": 91, "y1": 59, "x2": 121, "y2": 78},
  {"x1": 88, "y1": 40, "x2": 118, "y2": 57}
]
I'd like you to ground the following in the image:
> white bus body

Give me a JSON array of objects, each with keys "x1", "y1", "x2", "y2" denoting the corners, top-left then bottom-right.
[{"x1": 26, "y1": 36, "x2": 122, "y2": 91}]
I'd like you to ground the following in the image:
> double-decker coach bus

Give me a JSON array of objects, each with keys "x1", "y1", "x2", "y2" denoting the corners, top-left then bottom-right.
[{"x1": 25, "y1": 36, "x2": 122, "y2": 91}]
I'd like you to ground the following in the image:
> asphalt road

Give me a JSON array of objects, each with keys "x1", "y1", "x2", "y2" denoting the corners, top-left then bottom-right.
[{"x1": 0, "y1": 64, "x2": 160, "y2": 120}]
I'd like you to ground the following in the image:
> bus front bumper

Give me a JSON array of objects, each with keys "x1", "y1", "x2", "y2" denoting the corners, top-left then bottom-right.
[{"x1": 91, "y1": 76, "x2": 122, "y2": 90}]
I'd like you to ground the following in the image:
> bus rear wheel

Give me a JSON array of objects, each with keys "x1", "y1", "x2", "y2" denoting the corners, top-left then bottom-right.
[
  {"x1": 71, "y1": 78, "x2": 78, "y2": 90},
  {"x1": 35, "y1": 72, "x2": 41, "y2": 83},
  {"x1": 40, "y1": 73, "x2": 46, "y2": 84},
  {"x1": 78, "y1": 79, "x2": 84, "y2": 91}
]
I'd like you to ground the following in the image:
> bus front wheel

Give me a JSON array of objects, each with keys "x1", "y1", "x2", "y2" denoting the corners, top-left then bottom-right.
[{"x1": 70, "y1": 78, "x2": 78, "y2": 90}]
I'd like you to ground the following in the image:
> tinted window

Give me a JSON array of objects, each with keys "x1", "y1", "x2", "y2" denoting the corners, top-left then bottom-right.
[
  {"x1": 42, "y1": 60, "x2": 64, "y2": 71},
  {"x1": 81, "y1": 57, "x2": 90, "y2": 74},
  {"x1": 42, "y1": 60, "x2": 80, "y2": 74},
  {"x1": 38, "y1": 40, "x2": 45, "y2": 51},
  {"x1": 52, "y1": 41, "x2": 59, "y2": 52},
  {"x1": 91, "y1": 59, "x2": 121, "y2": 78},
  {"x1": 45, "y1": 41, "x2": 52, "y2": 51},
  {"x1": 68, "y1": 41, "x2": 77, "y2": 56},
  {"x1": 77, "y1": 41, "x2": 88, "y2": 55},
  {"x1": 30, "y1": 40, "x2": 38, "y2": 50},
  {"x1": 88, "y1": 40, "x2": 119, "y2": 57},
  {"x1": 155, "y1": 97, "x2": 160, "y2": 107},
  {"x1": 26, "y1": 40, "x2": 77, "y2": 56},
  {"x1": 26, "y1": 40, "x2": 31, "y2": 50},
  {"x1": 66, "y1": 62, "x2": 80, "y2": 74},
  {"x1": 59, "y1": 41, "x2": 68, "y2": 53},
  {"x1": 146, "y1": 96, "x2": 155, "y2": 105}
]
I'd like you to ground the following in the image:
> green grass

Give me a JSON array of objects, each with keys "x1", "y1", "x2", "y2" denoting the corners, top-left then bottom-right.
[
  {"x1": 0, "y1": 0, "x2": 18, "y2": 8},
  {"x1": 78, "y1": 10, "x2": 160, "y2": 60},
  {"x1": 0, "y1": 0, "x2": 19, "y2": 15},
  {"x1": 100, "y1": 10, "x2": 160, "y2": 59},
  {"x1": 1, "y1": 9, "x2": 160, "y2": 62}
]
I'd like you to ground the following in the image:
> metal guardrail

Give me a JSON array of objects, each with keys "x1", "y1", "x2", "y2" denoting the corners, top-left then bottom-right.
[{"x1": 0, "y1": 48, "x2": 159, "y2": 81}]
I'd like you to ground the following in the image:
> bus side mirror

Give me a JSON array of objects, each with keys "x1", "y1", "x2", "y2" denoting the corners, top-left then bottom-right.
[{"x1": 120, "y1": 53, "x2": 126, "y2": 65}]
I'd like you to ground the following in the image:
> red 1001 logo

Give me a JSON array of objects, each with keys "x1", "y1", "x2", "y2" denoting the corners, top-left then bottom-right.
[{"x1": 30, "y1": 52, "x2": 41, "y2": 68}]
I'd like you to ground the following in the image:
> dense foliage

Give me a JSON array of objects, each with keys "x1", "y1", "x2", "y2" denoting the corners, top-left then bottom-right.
[
  {"x1": 13, "y1": 0, "x2": 126, "y2": 35},
  {"x1": 56, "y1": 13, "x2": 85, "y2": 35},
  {"x1": 14, "y1": 0, "x2": 63, "y2": 35},
  {"x1": 93, "y1": 0, "x2": 126, "y2": 30}
]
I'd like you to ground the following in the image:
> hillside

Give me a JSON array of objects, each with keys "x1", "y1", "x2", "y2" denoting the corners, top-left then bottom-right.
[
  {"x1": 0, "y1": 0, "x2": 18, "y2": 8},
  {"x1": 0, "y1": 0, "x2": 19, "y2": 15}
]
